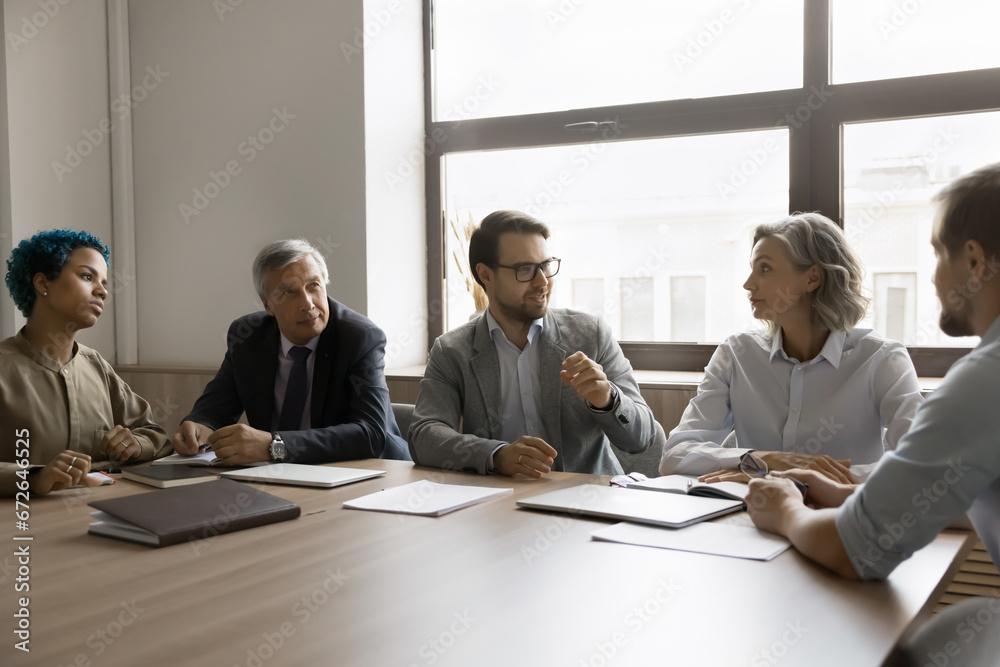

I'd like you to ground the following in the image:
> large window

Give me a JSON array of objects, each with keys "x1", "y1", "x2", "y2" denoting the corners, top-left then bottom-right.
[
  {"x1": 424, "y1": 0, "x2": 1000, "y2": 374},
  {"x1": 441, "y1": 131, "x2": 789, "y2": 341},
  {"x1": 843, "y1": 111, "x2": 1000, "y2": 348}
]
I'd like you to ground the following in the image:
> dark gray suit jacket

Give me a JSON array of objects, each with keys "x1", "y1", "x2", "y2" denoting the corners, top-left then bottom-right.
[
  {"x1": 184, "y1": 297, "x2": 409, "y2": 462},
  {"x1": 409, "y1": 309, "x2": 664, "y2": 474}
]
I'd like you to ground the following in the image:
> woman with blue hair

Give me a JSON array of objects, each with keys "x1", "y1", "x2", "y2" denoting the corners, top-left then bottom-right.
[{"x1": 1, "y1": 229, "x2": 169, "y2": 496}]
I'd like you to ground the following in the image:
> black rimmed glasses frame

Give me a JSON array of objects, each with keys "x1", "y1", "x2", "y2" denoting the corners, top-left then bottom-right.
[{"x1": 492, "y1": 258, "x2": 561, "y2": 282}]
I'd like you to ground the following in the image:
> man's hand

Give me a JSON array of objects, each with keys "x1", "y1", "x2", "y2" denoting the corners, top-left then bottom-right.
[
  {"x1": 171, "y1": 421, "x2": 216, "y2": 456},
  {"x1": 208, "y1": 424, "x2": 272, "y2": 465},
  {"x1": 30, "y1": 450, "x2": 102, "y2": 496},
  {"x1": 101, "y1": 425, "x2": 143, "y2": 462},
  {"x1": 745, "y1": 477, "x2": 806, "y2": 536},
  {"x1": 492, "y1": 436, "x2": 558, "y2": 478},
  {"x1": 560, "y1": 351, "x2": 613, "y2": 409},
  {"x1": 756, "y1": 451, "x2": 856, "y2": 484},
  {"x1": 772, "y1": 469, "x2": 857, "y2": 509}
]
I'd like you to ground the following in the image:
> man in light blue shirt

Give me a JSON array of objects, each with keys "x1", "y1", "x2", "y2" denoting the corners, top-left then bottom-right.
[
  {"x1": 410, "y1": 210, "x2": 665, "y2": 476},
  {"x1": 747, "y1": 162, "x2": 1000, "y2": 580}
]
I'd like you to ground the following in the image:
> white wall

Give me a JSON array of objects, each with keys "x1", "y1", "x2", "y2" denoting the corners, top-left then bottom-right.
[
  {"x1": 3, "y1": 0, "x2": 427, "y2": 368},
  {"x1": 363, "y1": 0, "x2": 427, "y2": 369},
  {"x1": 3, "y1": 0, "x2": 115, "y2": 358},
  {"x1": 128, "y1": 0, "x2": 369, "y2": 366}
]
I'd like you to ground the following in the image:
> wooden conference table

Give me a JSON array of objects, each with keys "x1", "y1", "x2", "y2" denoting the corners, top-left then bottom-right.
[{"x1": 1, "y1": 460, "x2": 972, "y2": 667}]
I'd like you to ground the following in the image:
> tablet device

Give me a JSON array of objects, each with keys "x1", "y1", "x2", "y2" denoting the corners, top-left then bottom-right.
[
  {"x1": 516, "y1": 484, "x2": 744, "y2": 529},
  {"x1": 221, "y1": 464, "x2": 386, "y2": 488}
]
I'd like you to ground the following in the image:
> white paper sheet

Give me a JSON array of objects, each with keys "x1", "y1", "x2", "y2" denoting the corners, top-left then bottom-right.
[
  {"x1": 343, "y1": 480, "x2": 513, "y2": 516},
  {"x1": 592, "y1": 521, "x2": 792, "y2": 561}
]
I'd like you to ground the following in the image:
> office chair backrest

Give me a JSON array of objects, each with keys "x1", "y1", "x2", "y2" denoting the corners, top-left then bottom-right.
[{"x1": 892, "y1": 596, "x2": 1000, "y2": 667}]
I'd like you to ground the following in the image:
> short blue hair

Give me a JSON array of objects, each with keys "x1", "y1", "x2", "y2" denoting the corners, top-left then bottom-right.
[{"x1": 5, "y1": 229, "x2": 111, "y2": 316}]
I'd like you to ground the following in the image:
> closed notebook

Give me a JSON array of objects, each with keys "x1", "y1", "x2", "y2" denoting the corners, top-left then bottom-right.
[
  {"x1": 121, "y1": 464, "x2": 218, "y2": 488},
  {"x1": 88, "y1": 479, "x2": 300, "y2": 547},
  {"x1": 627, "y1": 475, "x2": 749, "y2": 503},
  {"x1": 149, "y1": 451, "x2": 225, "y2": 467},
  {"x1": 221, "y1": 464, "x2": 386, "y2": 488},
  {"x1": 517, "y1": 484, "x2": 743, "y2": 529}
]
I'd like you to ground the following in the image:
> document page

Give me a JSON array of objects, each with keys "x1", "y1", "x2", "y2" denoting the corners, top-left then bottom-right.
[
  {"x1": 592, "y1": 521, "x2": 791, "y2": 561},
  {"x1": 343, "y1": 480, "x2": 513, "y2": 516}
]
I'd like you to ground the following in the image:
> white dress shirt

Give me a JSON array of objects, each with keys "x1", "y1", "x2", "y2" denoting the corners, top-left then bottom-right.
[
  {"x1": 272, "y1": 333, "x2": 320, "y2": 430},
  {"x1": 485, "y1": 309, "x2": 549, "y2": 445},
  {"x1": 836, "y1": 315, "x2": 1000, "y2": 579},
  {"x1": 659, "y1": 328, "x2": 923, "y2": 478}
]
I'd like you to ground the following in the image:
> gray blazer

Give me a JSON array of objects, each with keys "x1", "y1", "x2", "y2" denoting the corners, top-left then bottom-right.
[{"x1": 409, "y1": 309, "x2": 666, "y2": 475}]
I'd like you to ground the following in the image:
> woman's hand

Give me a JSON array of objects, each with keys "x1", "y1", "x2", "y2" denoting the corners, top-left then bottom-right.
[
  {"x1": 30, "y1": 450, "x2": 103, "y2": 495},
  {"x1": 756, "y1": 451, "x2": 856, "y2": 484},
  {"x1": 101, "y1": 425, "x2": 144, "y2": 462}
]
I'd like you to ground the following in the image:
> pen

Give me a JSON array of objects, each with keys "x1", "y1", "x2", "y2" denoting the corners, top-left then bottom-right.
[{"x1": 197, "y1": 443, "x2": 212, "y2": 453}]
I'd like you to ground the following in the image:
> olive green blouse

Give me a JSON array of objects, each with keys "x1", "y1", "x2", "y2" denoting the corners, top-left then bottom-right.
[{"x1": 0, "y1": 330, "x2": 170, "y2": 496}]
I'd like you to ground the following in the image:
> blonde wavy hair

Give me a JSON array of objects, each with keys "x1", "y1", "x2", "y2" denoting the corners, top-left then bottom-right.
[{"x1": 752, "y1": 212, "x2": 870, "y2": 336}]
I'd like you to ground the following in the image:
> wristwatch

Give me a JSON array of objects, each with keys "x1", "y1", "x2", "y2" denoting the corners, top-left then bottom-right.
[{"x1": 268, "y1": 432, "x2": 287, "y2": 462}]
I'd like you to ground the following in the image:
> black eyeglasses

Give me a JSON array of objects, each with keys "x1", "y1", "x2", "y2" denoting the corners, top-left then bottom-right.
[
  {"x1": 493, "y1": 258, "x2": 561, "y2": 282},
  {"x1": 739, "y1": 452, "x2": 808, "y2": 497}
]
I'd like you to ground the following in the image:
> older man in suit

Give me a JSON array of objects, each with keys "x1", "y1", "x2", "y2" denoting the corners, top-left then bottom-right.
[
  {"x1": 409, "y1": 210, "x2": 665, "y2": 476},
  {"x1": 171, "y1": 239, "x2": 409, "y2": 463}
]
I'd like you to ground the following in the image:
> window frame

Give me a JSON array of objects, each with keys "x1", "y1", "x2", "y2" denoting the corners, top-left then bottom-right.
[{"x1": 422, "y1": 0, "x2": 1000, "y2": 376}]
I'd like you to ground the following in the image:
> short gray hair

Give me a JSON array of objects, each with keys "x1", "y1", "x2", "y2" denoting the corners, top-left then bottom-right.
[
  {"x1": 752, "y1": 212, "x2": 870, "y2": 336},
  {"x1": 252, "y1": 239, "x2": 329, "y2": 299}
]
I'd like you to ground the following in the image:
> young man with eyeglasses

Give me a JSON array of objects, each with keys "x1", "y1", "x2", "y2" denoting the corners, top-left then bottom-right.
[{"x1": 409, "y1": 210, "x2": 665, "y2": 476}]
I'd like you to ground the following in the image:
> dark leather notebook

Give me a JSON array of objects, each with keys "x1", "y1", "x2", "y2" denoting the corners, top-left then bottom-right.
[
  {"x1": 121, "y1": 464, "x2": 217, "y2": 488},
  {"x1": 88, "y1": 479, "x2": 301, "y2": 547}
]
